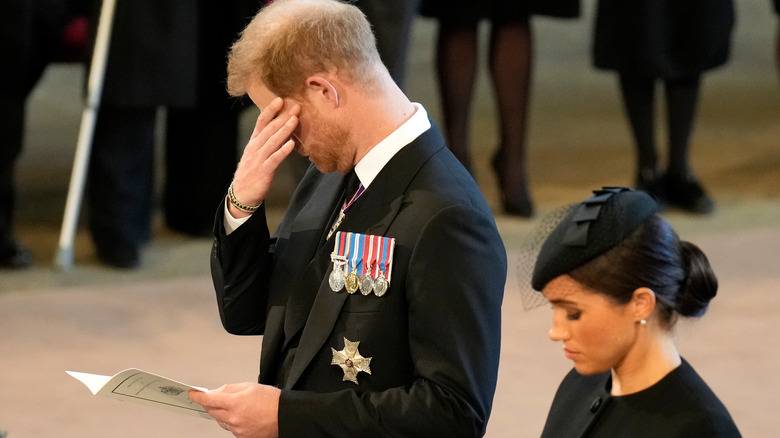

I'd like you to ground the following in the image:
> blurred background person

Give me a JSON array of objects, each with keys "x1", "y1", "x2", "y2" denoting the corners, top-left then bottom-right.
[
  {"x1": 592, "y1": 0, "x2": 735, "y2": 214},
  {"x1": 0, "y1": 0, "x2": 87, "y2": 269},
  {"x1": 86, "y1": 0, "x2": 255, "y2": 268},
  {"x1": 418, "y1": 0, "x2": 580, "y2": 218},
  {"x1": 775, "y1": 0, "x2": 780, "y2": 85},
  {"x1": 531, "y1": 187, "x2": 740, "y2": 437},
  {"x1": 354, "y1": 0, "x2": 420, "y2": 88}
]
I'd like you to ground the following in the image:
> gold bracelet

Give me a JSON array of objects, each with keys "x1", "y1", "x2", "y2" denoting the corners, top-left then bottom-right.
[{"x1": 227, "y1": 183, "x2": 261, "y2": 213}]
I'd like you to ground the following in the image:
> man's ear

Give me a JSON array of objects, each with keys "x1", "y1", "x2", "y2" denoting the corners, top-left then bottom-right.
[
  {"x1": 631, "y1": 287, "x2": 656, "y2": 322},
  {"x1": 307, "y1": 75, "x2": 340, "y2": 107}
]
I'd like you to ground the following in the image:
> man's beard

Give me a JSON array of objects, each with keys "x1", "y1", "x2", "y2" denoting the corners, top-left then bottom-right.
[{"x1": 297, "y1": 106, "x2": 354, "y2": 174}]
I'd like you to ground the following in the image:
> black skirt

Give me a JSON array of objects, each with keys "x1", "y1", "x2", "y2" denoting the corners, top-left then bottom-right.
[
  {"x1": 592, "y1": 0, "x2": 735, "y2": 79},
  {"x1": 418, "y1": 0, "x2": 580, "y2": 24}
]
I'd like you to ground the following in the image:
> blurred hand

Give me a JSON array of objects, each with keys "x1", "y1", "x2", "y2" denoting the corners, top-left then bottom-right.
[
  {"x1": 229, "y1": 97, "x2": 300, "y2": 218},
  {"x1": 189, "y1": 382, "x2": 281, "y2": 438}
]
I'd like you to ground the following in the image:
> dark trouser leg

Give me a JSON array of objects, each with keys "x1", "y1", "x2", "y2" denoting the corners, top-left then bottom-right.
[
  {"x1": 0, "y1": 96, "x2": 33, "y2": 268},
  {"x1": 0, "y1": 0, "x2": 56, "y2": 268},
  {"x1": 87, "y1": 106, "x2": 156, "y2": 268},
  {"x1": 164, "y1": 108, "x2": 239, "y2": 236},
  {"x1": 0, "y1": 97, "x2": 25, "y2": 250}
]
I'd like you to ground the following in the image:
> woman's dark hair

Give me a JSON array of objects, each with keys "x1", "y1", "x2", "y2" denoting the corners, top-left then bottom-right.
[{"x1": 568, "y1": 215, "x2": 718, "y2": 328}]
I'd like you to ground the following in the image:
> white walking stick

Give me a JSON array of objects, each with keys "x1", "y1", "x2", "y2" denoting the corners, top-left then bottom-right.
[{"x1": 55, "y1": 0, "x2": 117, "y2": 269}]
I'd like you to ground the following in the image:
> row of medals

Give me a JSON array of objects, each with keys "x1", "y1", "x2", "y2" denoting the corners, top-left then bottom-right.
[{"x1": 329, "y1": 256, "x2": 388, "y2": 296}]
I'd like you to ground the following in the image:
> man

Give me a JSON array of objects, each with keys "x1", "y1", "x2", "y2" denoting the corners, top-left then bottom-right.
[
  {"x1": 86, "y1": 0, "x2": 255, "y2": 268},
  {"x1": 189, "y1": 1, "x2": 506, "y2": 437},
  {"x1": 1, "y1": 0, "x2": 86, "y2": 269}
]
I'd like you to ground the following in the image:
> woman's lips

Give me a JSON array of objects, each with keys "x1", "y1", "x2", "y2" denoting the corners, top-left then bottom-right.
[{"x1": 563, "y1": 346, "x2": 579, "y2": 360}]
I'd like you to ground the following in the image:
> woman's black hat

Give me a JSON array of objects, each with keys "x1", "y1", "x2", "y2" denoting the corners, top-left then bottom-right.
[{"x1": 531, "y1": 187, "x2": 659, "y2": 291}]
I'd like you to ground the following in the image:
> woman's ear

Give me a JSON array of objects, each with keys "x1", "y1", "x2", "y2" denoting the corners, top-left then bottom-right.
[
  {"x1": 307, "y1": 75, "x2": 340, "y2": 107},
  {"x1": 632, "y1": 287, "x2": 656, "y2": 322}
]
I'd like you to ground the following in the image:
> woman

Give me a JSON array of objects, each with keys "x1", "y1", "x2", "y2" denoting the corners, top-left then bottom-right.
[
  {"x1": 418, "y1": 0, "x2": 579, "y2": 217},
  {"x1": 593, "y1": 0, "x2": 734, "y2": 214},
  {"x1": 531, "y1": 187, "x2": 740, "y2": 437}
]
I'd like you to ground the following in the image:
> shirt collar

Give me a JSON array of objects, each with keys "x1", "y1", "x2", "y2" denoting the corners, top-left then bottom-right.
[{"x1": 353, "y1": 103, "x2": 430, "y2": 188}]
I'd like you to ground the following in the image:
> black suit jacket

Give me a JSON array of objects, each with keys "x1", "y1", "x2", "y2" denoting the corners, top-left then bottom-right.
[{"x1": 211, "y1": 123, "x2": 506, "y2": 437}]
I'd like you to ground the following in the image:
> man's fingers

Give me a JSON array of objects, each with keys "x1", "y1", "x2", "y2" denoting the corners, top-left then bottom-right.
[
  {"x1": 264, "y1": 139, "x2": 296, "y2": 170},
  {"x1": 248, "y1": 114, "x2": 299, "y2": 164},
  {"x1": 218, "y1": 382, "x2": 253, "y2": 394},
  {"x1": 188, "y1": 386, "x2": 237, "y2": 411},
  {"x1": 250, "y1": 97, "x2": 285, "y2": 139}
]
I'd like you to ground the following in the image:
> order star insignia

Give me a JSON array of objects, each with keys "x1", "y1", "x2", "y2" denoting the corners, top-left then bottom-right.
[{"x1": 331, "y1": 337, "x2": 372, "y2": 384}]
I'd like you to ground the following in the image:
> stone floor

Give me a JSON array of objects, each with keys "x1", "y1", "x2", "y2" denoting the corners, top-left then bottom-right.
[{"x1": 1, "y1": 1, "x2": 779, "y2": 436}]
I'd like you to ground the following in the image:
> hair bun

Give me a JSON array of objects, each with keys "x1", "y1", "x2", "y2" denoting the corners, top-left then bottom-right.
[{"x1": 675, "y1": 241, "x2": 718, "y2": 317}]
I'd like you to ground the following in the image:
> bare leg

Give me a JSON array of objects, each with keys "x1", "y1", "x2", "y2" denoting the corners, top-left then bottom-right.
[{"x1": 489, "y1": 18, "x2": 533, "y2": 217}]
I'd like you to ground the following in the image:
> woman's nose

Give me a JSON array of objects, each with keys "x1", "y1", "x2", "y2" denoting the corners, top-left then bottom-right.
[{"x1": 548, "y1": 314, "x2": 568, "y2": 341}]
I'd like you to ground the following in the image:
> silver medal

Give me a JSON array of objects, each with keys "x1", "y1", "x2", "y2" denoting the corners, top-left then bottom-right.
[
  {"x1": 329, "y1": 268, "x2": 346, "y2": 292},
  {"x1": 359, "y1": 274, "x2": 374, "y2": 295},
  {"x1": 373, "y1": 273, "x2": 388, "y2": 297},
  {"x1": 329, "y1": 255, "x2": 348, "y2": 292}
]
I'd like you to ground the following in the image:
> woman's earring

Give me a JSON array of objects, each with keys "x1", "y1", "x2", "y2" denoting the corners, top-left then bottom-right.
[{"x1": 640, "y1": 319, "x2": 647, "y2": 325}]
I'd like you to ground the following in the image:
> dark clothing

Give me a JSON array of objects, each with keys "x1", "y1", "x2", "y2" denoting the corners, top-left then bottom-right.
[
  {"x1": 418, "y1": 0, "x2": 580, "y2": 23},
  {"x1": 0, "y1": 0, "x2": 82, "y2": 249},
  {"x1": 593, "y1": 0, "x2": 735, "y2": 80},
  {"x1": 355, "y1": 0, "x2": 420, "y2": 86},
  {"x1": 211, "y1": 121, "x2": 506, "y2": 437},
  {"x1": 96, "y1": 0, "x2": 197, "y2": 108},
  {"x1": 87, "y1": 0, "x2": 255, "y2": 259},
  {"x1": 95, "y1": 0, "x2": 256, "y2": 108},
  {"x1": 541, "y1": 359, "x2": 741, "y2": 437}
]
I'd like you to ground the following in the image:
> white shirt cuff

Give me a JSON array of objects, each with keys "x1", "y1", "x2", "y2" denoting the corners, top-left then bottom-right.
[{"x1": 223, "y1": 197, "x2": 252, "y2": 235}]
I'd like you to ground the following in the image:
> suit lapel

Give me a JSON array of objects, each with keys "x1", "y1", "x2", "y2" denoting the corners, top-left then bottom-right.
[
  {"x1": 284, "y1": 127, "x2": 445, "y2": 389},
  {"x1": 278, "y1": 172, "x2": 350, "y2": 350}
]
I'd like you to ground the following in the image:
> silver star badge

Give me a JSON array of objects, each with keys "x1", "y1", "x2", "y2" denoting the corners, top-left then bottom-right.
[{"x1": 331, "y1": 337, "x2": 372, "y2": 384}]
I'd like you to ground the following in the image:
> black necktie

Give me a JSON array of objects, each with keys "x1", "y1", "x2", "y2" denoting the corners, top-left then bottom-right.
[
  {"x1": 343, "y1": 170, "x2": 362, "y2": 204},
  {"x1": 320, "y1": 170, "x2": 360, "y2": 246}
]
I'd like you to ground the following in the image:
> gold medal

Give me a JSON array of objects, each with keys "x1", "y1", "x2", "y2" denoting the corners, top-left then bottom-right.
[{"x1": 345, "y1": 272, "x2": 360, "y2": 294}]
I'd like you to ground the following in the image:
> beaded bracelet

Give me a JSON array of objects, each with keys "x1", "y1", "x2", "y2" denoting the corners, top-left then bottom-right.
[{"x1": 227, "y1": 183, "x2": 261, "y2": 213}]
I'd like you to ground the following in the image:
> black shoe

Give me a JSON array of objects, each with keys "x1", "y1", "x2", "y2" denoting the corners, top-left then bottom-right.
[
  {"x1": 96, "y1": 244, "x2": 140, "y2": 269},
  {"x1": 503, "y1": 197, "x2": 534, "y2": 218},
  {"x1": 663, "y1": 172, "x2": 716, "y2": 215},
  {"x1": 0, "y1": 240, "x2": 33, "y2": 270},
  {"x1": 635, "y1": 167, "x2": 667, "y2": 210},
  {"x1": 492, "y1": 152, "x2": 534, "y2": 218}
]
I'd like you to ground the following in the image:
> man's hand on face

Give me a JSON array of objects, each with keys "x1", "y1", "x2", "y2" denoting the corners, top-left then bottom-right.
[
  {"x1": 189, "y1": 382, "x2": 281, "y2": 438},
  {"x1": 229, "y1": 97, "x2": 300, "y2": 218}
]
